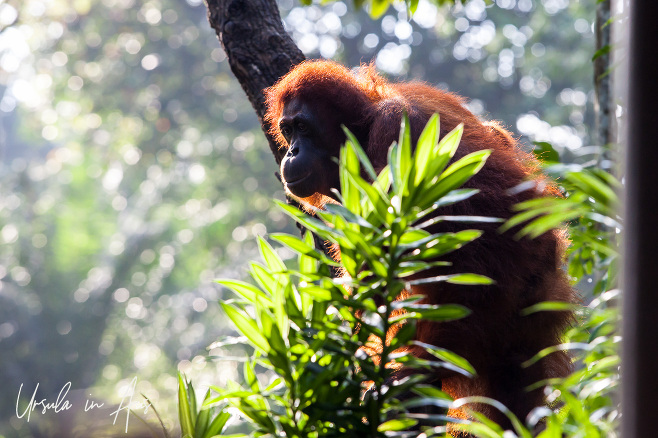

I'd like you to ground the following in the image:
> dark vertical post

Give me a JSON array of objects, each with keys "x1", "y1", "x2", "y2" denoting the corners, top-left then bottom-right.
[{"x1": 623, "y1": 1, "x2": 658, "y2": 436}]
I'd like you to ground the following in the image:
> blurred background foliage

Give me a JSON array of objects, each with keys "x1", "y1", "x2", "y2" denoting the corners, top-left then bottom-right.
[{"x1": 0, "y1": 0, "x2": 597, "y2": 434}]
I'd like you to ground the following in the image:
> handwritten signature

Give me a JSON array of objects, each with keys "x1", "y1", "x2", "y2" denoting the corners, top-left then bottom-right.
[{"x1": 16, "y1": 377, "x2": 151, "y2": 433}]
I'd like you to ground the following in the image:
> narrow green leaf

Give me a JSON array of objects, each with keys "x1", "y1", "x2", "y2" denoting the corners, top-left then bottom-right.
[
  {"x1": 399, "y1": 229, "x2": 432, "y2": 245},
  {"x1": 340, "y1": 140, "x2": 362, "y2": 213},
  {"x1": 221, "y1": 304, "x2": 270, "y2": 353},
  {"x1": 415, "y1": 341, "x2": 476, "y2": 376},
  {"x1": 389, "y1": 141, "x2": 401, "y2": 195},
  {"x1": 425, "y1": 122, "x2": 464, "y2": 181},
  {"x1": 275, "y1": 200, "x2": 338, "y2": 238},
  {"x1": 394, "y1": 113, "x2": 412, "y2": 199},
  {"x1": 216, "y1": 279, "x2": 272, "y2": 306},
  {"x1": 389, "y1": 304, "x2": 470, "y2": 323},
  {"x1": 250, "y1": 262, "x2": 280, "y2": 296},
  {"x1": 299, "y1": 285, "x2": 333, "y2": 301},
  {"x1": 516, "y1": 210, "x2": 587, "y2": 239},
  {"x1": 445, "y1": 273, "x2": 494, "y2": 285},
  {"x1": 521, "y1": 301, "x2": 580, "y2": 316},
  {"x1": 342, "y1": 126, "x2": 378, "y2": 181},
  {"x1": 204, "y1": 411, "x2": 231, "y2": 438},
  {"x1": 323, "y1": 203, "x2": 378, "y2": 230},
  {"x1": 178, "y1": 373, "x2": 195, "y2": 437},
  {"x1": 244, "y1": 359, "x2": 259, "y2": 392},
  {"x1": 420, "y1": 149, "x2": 490, "y2": 210},
  {"x1": 343, "y1": 171, "x2": 390, "y2": 224},
  {"x1": 377, "y1": 418, "x2": 419, "y2": 432},
  {"x1": 591, "y1": 44, "x2": 610, "y2": 61},
  {"x1": 374, "y1": 164, "x2": 392, "y2": 194},
  {"x1": 414, "y1": 113, "x2": 440, "y2": 185},
  {"x1": 565, "y1": 170, "x2": 619, "y2": 208},
  {"x1": 193, "y1": 393, "x2": 210, "y2": 438},
  {"x1": 299, "y1": 232, "x2": 317, "y2": 314},
  {"x1": 257, "y1": 236, "x2": 286, "y2": 273}
]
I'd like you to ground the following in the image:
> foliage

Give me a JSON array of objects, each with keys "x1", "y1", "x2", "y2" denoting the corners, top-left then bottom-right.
[
  {"x1": 178, "y1": 372, "x2": 233, "y2": 438},
  {"x1": 537, "y1": 290, "x2": 620, "y2": 438},
  {"x1": 304, "y1": 0, "x2": 478, "y2": 20},
  {"x1": 179, "y1": 125, "x2": 621, "y2": 436},
  {"x1": 199, "y1": 116, "x2": 501, "y2": 436},
  {"x1": 499, "y1": 142, "x2": 622, "y2": 437}
]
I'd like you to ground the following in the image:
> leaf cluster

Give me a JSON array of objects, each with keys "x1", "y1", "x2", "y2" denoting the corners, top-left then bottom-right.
[
  {"x1": 202, "y1": 115, "x2": 490, "y2": 437},
  {"x1": 503, "y1": 142, "x2": 621, "y2": 294}
]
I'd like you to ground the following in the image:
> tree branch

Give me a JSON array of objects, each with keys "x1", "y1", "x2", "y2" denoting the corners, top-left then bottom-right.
[{"x1": 204, "y1": 0, "x2": 305, "y2": 165}]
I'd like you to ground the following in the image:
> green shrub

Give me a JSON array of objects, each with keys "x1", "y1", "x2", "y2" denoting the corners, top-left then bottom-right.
[{"x1": 177, "y1": 117, "x2": 620, "y2": 437}]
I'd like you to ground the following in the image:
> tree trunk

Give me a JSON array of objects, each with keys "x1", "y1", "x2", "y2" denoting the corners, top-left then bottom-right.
[
  {"x1": 594, "y1": 0, "x2": 614, "y2": 155},
  {"x1": 204, "y1": 0, "x2": 340, "y2": 260},
  {"x1": 204, "y1": 0, "x2": 305, "y2": 165}
]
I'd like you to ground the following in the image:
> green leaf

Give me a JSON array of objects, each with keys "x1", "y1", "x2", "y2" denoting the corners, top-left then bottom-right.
[
  {"x1": 412, "y1": 384, "x2": 453, "y2": 401},
  {"x1": 420, "y1": 149, "x2": 490, "y2": 210},
  {"x1": 516, "y1": 209, "x2": 586, "y2": 239},
  {"x1": 299, "y1": 285, "x2": 333, "y2": 301},
  {"x1": 249, "y1": 263, "x2": 279, "y2": 297},
  {"x1": 194, "y1": 411, "x2": 209, "y2": 438},
  {"x1": 377, "y1": 418, "x2": 419, "y2": 432},
  {"x1": 257, "y1": 236, "x2": 286, "y2": 273},
  {"x1": 276, "y1": 200, "x2": 338, "y2": 238},
  {"x1": 216, "y1": 279, "x2": 272, "y2": 306},
  {"x1": 399, "y1": 229, "x2": 432, "y2": 245},
  {"x1": 369, "y1": 0, "x2": 390, "y2": 19},
  {"x1": 565, "y1": 170, "x2": 619, "y2": 208},
  {"x1": 343, "y1": 171, "x2": 390, "y2": 224},
  {"x1": 323, "y1": 203, "x2": 378, "y2": 230},
  {"x1": 270, "y1": 233, "x2": 337, "y2": 265},
  {"x1": 501, "y1": 197, "x2": 582, "y2": 233},
  {"x1": 204, "y1": 411, "x2": 231, "y2": 438},
  {"x1": 402, "y1": 230, "x2": 482, "y2": 260},
  {"x1": 221, "y1": 303, "x2": 270, "y2": 353},
  {"x1": 533, "y1": 141, "x2": 560, "y2": 162},
  {"x1": 389, "y1": 304, "x2": 470, "y2": 323},
  {"x1": 414, "y1": 113, "x2": 440, "y2": 185},
  {"x1": 340, "y1": 139, "x2": 362, "y2": 213},
  {"x1": 178, "y1": 373, "x2": 195, "y2": 438},
  {"x1": 342, "y1": 126, "x2": 378, "y2": 181},
  {"x1": 374, "y1": 165, "x2": 392, "y2": 194},
  {"x1": 425, "y1": 122, "x2": 464, "y2": 182},
  {"x1": 521, "y1": 301, "x2": 580, "y2": 316},
  {"x1": 592, "y1": 44, "x2": 610, "y2": 61},
  {"x1": 415, "y1": 341, "x2": 476, "y2": 376},
  {"x1": 244, "y1": 358, "x2": 259, "y2": 392},
  {"x1": 435, "y1": 188, "x2": 479, "y2": 207},
  {"x1": 445, "y1": 273, "x2": 494, "y2": 285}
]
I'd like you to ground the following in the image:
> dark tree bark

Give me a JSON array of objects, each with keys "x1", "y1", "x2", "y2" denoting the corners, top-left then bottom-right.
[
  {"x1": 204, "y1": 0, "x2": 305, "y2": 165},
  {"x1": 594, "y1": 0, "x2": 614, "y2": 159},
  {"x1": 204, "y1": 0, "x2": 340, "y2": 262}
]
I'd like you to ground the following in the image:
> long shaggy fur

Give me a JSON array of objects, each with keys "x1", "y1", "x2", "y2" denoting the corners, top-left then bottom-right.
[{"x1": 265, "y1": 60, "x2": 577, "y2": 429}]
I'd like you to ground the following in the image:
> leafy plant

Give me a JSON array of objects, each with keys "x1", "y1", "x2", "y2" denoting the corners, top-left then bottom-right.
[
  {"x1": 503, "y1": 143, "x2": 621, "y2": 294},
  {"x1": 202, "y1": 114, "x2": 494, "y2": 437},
  {"x1": 496, "y1": 142, "x2": 621, "y2": 437},
  {"x1": 178, "y1": 372, "x2": 232, "y2": 438},
  {"x1": 179, "y1": 126, "x2": 621, "y2": 437}
]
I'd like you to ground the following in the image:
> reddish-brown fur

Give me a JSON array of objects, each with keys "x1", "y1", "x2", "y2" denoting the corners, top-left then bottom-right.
[{"x1": 265, "y1": 60, "x2": 577, "y2": 429}]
